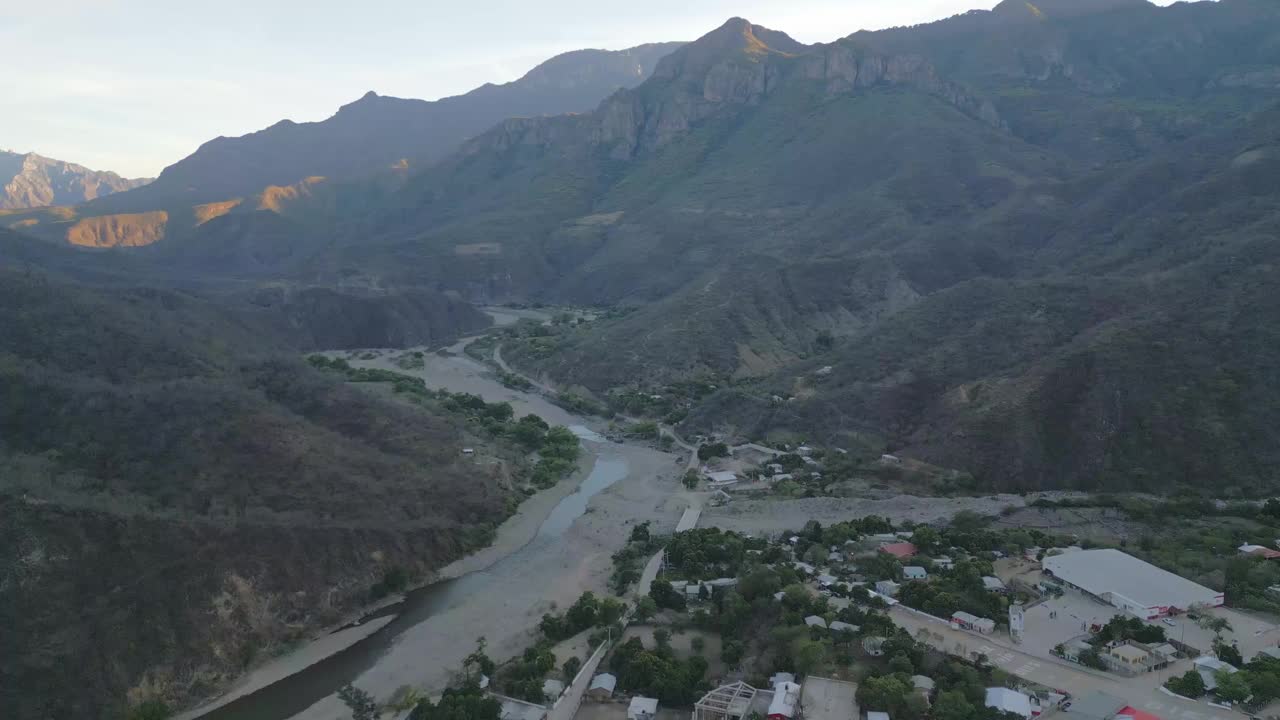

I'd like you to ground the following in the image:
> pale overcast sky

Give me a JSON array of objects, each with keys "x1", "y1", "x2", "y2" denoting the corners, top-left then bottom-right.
[{"x1": 2, "y1": 0, "x2": 1178, "y2": 177}]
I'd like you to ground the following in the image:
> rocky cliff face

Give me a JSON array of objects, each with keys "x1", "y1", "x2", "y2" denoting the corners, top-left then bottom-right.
[
  {"x1": 0, "y1": 151, "x2": 149, "y2": 210},
  {"x1": 464, "y1": 18, "x2": 1004, "y2": 161}
]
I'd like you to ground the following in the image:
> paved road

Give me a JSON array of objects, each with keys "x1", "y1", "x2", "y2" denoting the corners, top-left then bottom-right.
[{"x1": 889, "y1": 609, "x2": 1238, "y2": 720}]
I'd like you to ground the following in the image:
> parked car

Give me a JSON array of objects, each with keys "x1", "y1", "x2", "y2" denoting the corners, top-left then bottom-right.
[{"x1": 1162, "y1": 618, "x2": 1178, "y2": 627}]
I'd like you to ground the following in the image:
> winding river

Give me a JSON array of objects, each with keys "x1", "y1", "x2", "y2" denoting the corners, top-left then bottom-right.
[
  {"x1": 197, "y1": 450, "x2": 628, "y2": 720},
  {"x1": 189, "y1": 316, "x2": 667, "y2": 720}
]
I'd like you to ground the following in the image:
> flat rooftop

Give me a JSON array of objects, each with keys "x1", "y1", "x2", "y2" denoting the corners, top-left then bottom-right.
[
  {"x1": 801, "y1": 677, "x2": 858, "y2": 720},
  {"x1": 1043, "y1": 549, "x2": 1221, "y2": 609}
]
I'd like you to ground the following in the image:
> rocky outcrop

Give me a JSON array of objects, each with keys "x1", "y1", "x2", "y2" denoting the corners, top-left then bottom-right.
[
  {"x1": 469, "y1": 18, "x2": 1005, "y2": 161},
  {"x1": 0, "y1": 151, "x2": 149, "y2": 210}
]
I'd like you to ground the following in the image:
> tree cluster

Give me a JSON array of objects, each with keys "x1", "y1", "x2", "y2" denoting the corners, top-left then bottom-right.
[
  {"x1": 538, "y1": 591, "x2": 627, "y2": 642},
  {"x1": 610, "y1": 636, "x2": 709, "y2": 705}
]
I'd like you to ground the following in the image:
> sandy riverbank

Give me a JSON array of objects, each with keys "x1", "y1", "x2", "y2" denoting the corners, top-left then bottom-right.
[
  {"x1": 291, "y1": 439, "x2": 682, "y2": 720},
  {"x1": 178, "y1": 439, "x2": 594, "y2": 720},
  {"x1": 284, "y1": 343, "x2": 686, "y2": 720},
  {"x1": 174, "y1": 617, "x2": 397, "y2": 720}
]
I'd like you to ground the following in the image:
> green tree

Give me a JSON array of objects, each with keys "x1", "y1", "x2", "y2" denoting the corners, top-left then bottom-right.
[
  {"x1": 563, "y1": 656, "x2": 582, "y2": 681},
  {"x1": 1077, "y1": 648, "x2": 1107, "y2": 671},
  {"x1": 566, "y1": 591, "x2": 600, "y2": 629},
  {"x1": 1214, "y1": 670, "x2": 1251, "y2": 703},
  {"x1": 651, "y1": 580, "x2": 686, "y2": 610},
  {"x1": 126, "y1": 700, "x2": 171, "y2": 720},
  {"x1": 630, "y1": 522, "x2": 652, "y2": 544},
  {"x1": 1166, "y1": 670, "x2": 1207, "y2": 699},
  {"x1": 889, "y1": 651, "x2": 915, "y2": 675},
  {"x1": 654, "y1": 628, "x2": 673, "y2": 657},
  {"x1": 722, "y1": 639, "x2": 745, "y2": 666},
  {"x1": 858, "y1": 675, "x2": 913, "y2": 715},
  {"x1": 682, "y1": 470, "x2": 700, "y2": 489},
  {"x1": 634, "y1": 596, "x2": 659, "y2": 623},
  {"x1": 338, "y1": 684, "x2": 379, "y2": 720},
  {"x1": 410, "y1": 684, "x2": 501, "y2": 720},
  {"x1": 793, "y1": 639, "x2": 827, "y2": 675},
  {"x1": 464, "y1": 637, "x2": 496, "y2": 679},
  {"x1": 1216, "y1": 642, "x2": 1244, "y2": 667},
  {"x1": 697, "y1": 443, "x2": 729, "y2": 461},
  {"x1": 933, "y1": 690, "x2": 976, "y2": 720},
  {"x1": 951, "y1": 511, "x2": 989, "y2": 532}
]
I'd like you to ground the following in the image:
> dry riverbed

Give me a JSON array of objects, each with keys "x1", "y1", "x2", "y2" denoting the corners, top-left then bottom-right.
[{"x1": 284, "y1": 341, "x2": 687, "y2": 720}]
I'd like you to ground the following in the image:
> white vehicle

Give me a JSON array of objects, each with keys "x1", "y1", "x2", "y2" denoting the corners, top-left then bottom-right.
[{"x1": 1162, "y1": 618, "x2": 1177, "y2": 627}]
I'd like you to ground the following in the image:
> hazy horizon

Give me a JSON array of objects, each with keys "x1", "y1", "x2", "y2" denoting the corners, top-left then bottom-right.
[{"x1": 3, "y1": 0, "x2": 1179, "y2": 178}]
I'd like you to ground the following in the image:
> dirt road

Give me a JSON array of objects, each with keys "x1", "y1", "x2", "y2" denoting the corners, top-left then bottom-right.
[{"x1": 891, "y1": 609, "x2": 1238, "y2": 720}]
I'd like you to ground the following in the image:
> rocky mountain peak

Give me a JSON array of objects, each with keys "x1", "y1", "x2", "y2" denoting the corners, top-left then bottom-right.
[
  {"x1": 0, "y1": 150, "x2": 150, "y2": 210},
  {"x1": 651, "y1": 18, "x2": 807, "y2": 82}
]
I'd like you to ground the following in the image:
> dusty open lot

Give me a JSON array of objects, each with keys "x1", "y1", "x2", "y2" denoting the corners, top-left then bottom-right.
[{"x1": 701, "y1": 494, "x2": 1035, "y2": 535}]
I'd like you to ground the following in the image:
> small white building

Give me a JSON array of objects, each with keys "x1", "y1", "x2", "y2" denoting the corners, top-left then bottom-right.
[
  {"x1": 875, "y1": 580, "x2": 901, "y2": 597},
  {"x1": 770, "y1": 672, "x2": 796, "y2": 686},
  {"x1": 817, "y1": 574, "x2": 839, "y2": 588},
  {"x1": 768, "y1": 681, "x2": 802, "y2": 720},
  {"x1": 934, "y1": 556, "x2": 955, "y2": 570},
  {"x1": 804, "y1": 615, "x2": 828, "y2": 629},
  {"x1": 863, "y1": 636, "x2": 887, "y2": 656},
  {"x1": 706, "y1": 471, "x2": 739, "y2": 487},
  {"x1": 794, "y1": 561, "x2": 817, "y2": 575},
  {"x1": 462, "y1": 448, "x2": 475, "y2": 455},
  {"x1": 985, "y1": 688, "x2": 1033, "y2": 719},
  {"x1": 629, "y1": 697, "x2": 660, "y2": 720},
  {"x1": 587, "y1": 673, "x2": 616, "y2": 700},
  {"x1": 952, "y1": 611, "x2": 996, "y2": 634},
  {"x1": 982, "y1": 576, "x2": 1008, "y2": 592},
  {"x1": 830, "y1": 620, "x2": 859, "y2": 633},
  {"x1": 868, "y1": 712, "x2": 891, "y2": 720},
  {"x1": 903, "y1": 566, "x2": 928, "y2": 581}
]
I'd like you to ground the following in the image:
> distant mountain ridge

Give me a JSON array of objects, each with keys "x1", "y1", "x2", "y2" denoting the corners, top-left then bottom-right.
[
  {"x1": 113, "y1": 41, "x2": 686, "y2": 208},
  {"x1": 0, "y1": 151, "x2": 149, "y2": 210}
]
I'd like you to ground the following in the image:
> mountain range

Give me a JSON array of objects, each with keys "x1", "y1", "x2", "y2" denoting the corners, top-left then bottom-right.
[
  {"x1": 0, "y1": 150, "x2": 149, "y2": 210},
  {"x1": 1, "y1": 42, "x2": 683, "y2": 250},
  {"x1": 8, "y1": 0, "x2": 1280, "y2": 492},
  {"x1": 7, "y1": 2, "x2": 1280, "y2": 715}
]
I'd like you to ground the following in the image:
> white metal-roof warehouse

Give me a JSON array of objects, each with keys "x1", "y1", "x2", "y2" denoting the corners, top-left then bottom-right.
[{"x1": 1042, "y1": 549, "x2": 1224, "y2": 619}]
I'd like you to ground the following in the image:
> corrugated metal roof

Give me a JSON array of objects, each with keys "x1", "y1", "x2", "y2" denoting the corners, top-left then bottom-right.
[{"x1": 1043, "y1": 549, "x2": 1221, "y2": 610}]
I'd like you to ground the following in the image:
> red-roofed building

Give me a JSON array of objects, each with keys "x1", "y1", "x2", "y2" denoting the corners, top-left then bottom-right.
[
  {"x1": 1118, "y1": 707, "x2": 1161, "y2": 720},
  {"x1": 880, "y1": 542, "x2": 918, "y2": 559}
]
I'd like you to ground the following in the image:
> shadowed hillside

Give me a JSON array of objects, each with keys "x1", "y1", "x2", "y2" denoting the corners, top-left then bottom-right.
[{"x1": 0, "y1": 239, "x2": 512, "y2": 719}]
